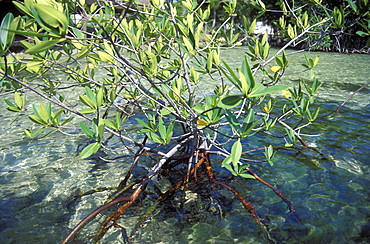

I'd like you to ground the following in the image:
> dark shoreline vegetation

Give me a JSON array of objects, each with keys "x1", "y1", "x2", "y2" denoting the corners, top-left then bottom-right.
[
  {"x1": 267, "y1": 36, "x2": 370, "y2": 54},
  {"x1": 0, "y1": 0, "x2": 369, "y2": 243}
]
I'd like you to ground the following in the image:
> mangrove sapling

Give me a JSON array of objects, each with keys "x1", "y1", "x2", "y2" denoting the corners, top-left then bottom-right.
[{"x1": 0, "y1": 0, "x2": 329, "y2": 242}]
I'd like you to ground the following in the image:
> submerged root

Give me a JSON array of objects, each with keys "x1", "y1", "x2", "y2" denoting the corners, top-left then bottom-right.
[{"x1": 61, "y1": 148, "x2": 298, "y2": 243}]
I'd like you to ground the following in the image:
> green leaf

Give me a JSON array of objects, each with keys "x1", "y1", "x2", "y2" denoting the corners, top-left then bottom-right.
[
  {"x1": 80, "y1": 142, "x2": 101, "y2": 159},
  {"x1": 24, "y1": 127, "x2": 45, "y2": 138},
  {"x1": 346, "y1": 0, "x2": 358, "y2": 12},
  {"x1": 238, "y1": 173, "x2": 256, "y2": 179},
  {"x1": 287, "y1": 24, "x2": 296, "y2": 39},
  {"x1": 263, "y1": 41, "x2": 270, "y2": 59},
  {"x1": 92, "y1": 118, "x2": 99, "y2": 139},
  {"x1": 218, "y1": 95, "x2": 243, "y2": 108},
  {"x1": 0, "y1": 13, "x2": 14, "y2": 50},
  {"x1": 96, "y1": 87, "x2": 104, "y2": 108},
  {"x1": 25, "y1": 39, "x2": 64, "y2": 54},
  {"x1": 231, "y1": 139, "x2": 242, "y2": 169},
  {"x1": 248, "y1": 84, "x2": 288, "y2": 97},
  {"x1": 97, "y1": 119, "x2": 104, "y2": 140},
  {"x1": 221, "y1": 156, "x2": 237, "y2": 176},
  {"x1": 77, "y1": 45, "x2": 92, "y2": 59},
  {"x1": 267, "y1": 159, "x2": 274, "y2": 166},
  {"x1": 98, "y1": 51, "x2": 114, "y2": 64},
  {"x1": 313, "y1": 55, "x2": 320, "y2": 67},
  {"x1": 247, "y1": 82, "x2": 265, "y2": 97},
  {"x1": 249, "y1": 19, "x2": 256, "y2": 34},
  {"x1": 4, "y1": 99, "x2": 15, "y2": 108},
  {"x1": 26, "y1": 60, "x2": 43, "y2": 73},
  {"x1": 225, "y1": 109, "x2": 240, "y2": 127},
  {"x1": 85, "y1": 86, "x2": 96, "y2": 104},
  {"x1": 72, "y1": 28, "x2": 84, "y2": 39},
  {"x1": 207, "y1": 51, "x2": 213, "y2": 73},
  {"x1": 29, "y1": 114, "x2": 47, "y2": 126},
  {"x1": 356, "y1": 31, "x2": 369, "y2": 37},
  {"x1": 257, "y1": 0, "x2": 266, "y2": 10},
  {"x1": 182, "y1": 36, "x2": 195, "y2": 56},
  {"x1": 12, "y1": 1, "x2": 33, "y2": 17},
  {"x1": 152, "y1": 0, "x2": 164, "y2": 8},
  {"x1": 116, "y1": 113, "x2": 123, "y2": 128},
  {"x1": 80, "y1": 122, "x2": 94, "y2": 139},
  {"x1": 221, "y1": 60, "x2": 241, "y2": 88},
  {"x1": 24, "y1": 129, "x2": 32, "y2": 138},
  {"x1": 136, "y1": 118, "x2": 151, "y2": 130},
  {"x1": 300, "y1": 97, "x2": 310, "y2": 113},
  {"x1": 263, "y1": 145, "x2": 274, "y2": 166},
  {"x1": 166, "y1": 120, "x2": 175, "y2": 143},
  {"x1": 5, "y1": 95, "x2": 23, "y2": 111},
  {"x1": 8, "y1": 16, "x2": 21, "y2": 47},
  {"x1": 182, "y1": 0, "x2": 193, "y2": 10},
  {"x1": 158, "y1": 117, "x2": 167, "y2": 141},
  {"x1": 32, "y1": 4, "x2": 68, "y2": 36},
  {"x1": 32, "y1": 104, "x2": 41, "y2": 118},
  {"x1": 225, "y1": 114, "x2": 240, "y2": 135},
  {"x1": 39, "y1": 103, "x2": 49, "y2": 123},
  {"x1": 79, "y1": 95, "x2": 96, "y2": 109},
  {"x1": 333, "y1": 6, "x2": 343, "y2": 27},
  {"x1": 160, "y1": 107, "x2": 172, "y2": 116},
  {"x1": 6, "y1": 106, "x2": 22, "y2": 112},
  {"x1": 311, "y1": 107, "x2": 320, "y2": 121},
  {"x1": 102, "y1": 119, "x2": 118, "y2": 130},
  {"x1": 241, "y1": 109, "x2": 254, "y2": 134},
  {"x1": 52, "y1": 109, "x2": 63, "y2": 126},
  {"x1": 147, "y1": 132, "x2": 162, "y2": 144},
  {"x1": 238, "y1": 71, "x2": 249, "y2": 95},
  {"x1": 5, "y1": 29, "x2": 51, "y2": 38},
  {"x1": 146, "y1": 51, "x2": 158, "y2": 74},
  {"x1": 80, "y1": 108, "x2": 96, "y2": 114},
  {"x1": 241, "y1": 56, "x2": 255, "y2": 89},
  {"x1": 221, "y1": 155, "x2": 232, "y2": 168}
]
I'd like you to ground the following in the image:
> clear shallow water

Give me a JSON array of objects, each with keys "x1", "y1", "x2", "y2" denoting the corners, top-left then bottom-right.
[{"x1": 0, "y1": 49, "x2": 369, "y2": 243}]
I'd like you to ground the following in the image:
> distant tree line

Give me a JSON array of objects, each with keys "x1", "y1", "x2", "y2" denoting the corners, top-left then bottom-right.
[
  {"x1": 199, "y1": 0, "x2": 370, "y2": 52},
  {"x1": 1, "y1": 0, "x2": 369, "y2": 52}
]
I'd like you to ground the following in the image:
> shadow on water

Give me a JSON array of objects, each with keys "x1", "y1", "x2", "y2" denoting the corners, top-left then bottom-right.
[{"x1": 0, "y1": 174, "x2": 74, "y2": 244}]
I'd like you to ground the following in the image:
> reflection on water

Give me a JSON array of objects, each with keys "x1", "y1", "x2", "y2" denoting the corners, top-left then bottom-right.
[{"x1": 0, "y1": 49, "x2": 369, "y2": 243}]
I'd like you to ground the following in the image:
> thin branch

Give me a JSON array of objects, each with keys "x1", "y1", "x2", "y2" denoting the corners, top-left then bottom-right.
[{"x1": 335, "y1": 80, "x2": 370, "y2": 112}]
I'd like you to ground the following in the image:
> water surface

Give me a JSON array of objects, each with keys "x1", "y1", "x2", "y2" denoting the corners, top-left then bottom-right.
[{"x1": 0, "y1": 48, "x2": 369, "y2": 243}]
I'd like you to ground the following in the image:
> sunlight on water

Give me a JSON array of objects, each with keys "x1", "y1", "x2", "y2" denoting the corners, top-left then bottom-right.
[{"x1": 0, "y1": 49, "x2": 369, "y2": 243}]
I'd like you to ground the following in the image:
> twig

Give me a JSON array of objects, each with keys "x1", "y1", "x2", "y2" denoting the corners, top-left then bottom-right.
[
  {"x1": 247, "y1": 168, "x2": 295, "y2": 212},
  {"x1": 335, "y1": 80, "x2": 370, "y2": 112}
]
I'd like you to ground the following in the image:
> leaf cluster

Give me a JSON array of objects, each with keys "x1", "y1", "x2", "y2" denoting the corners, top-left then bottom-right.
[{"x1": 1, "y1": 0, "x2": 324, "y2": 191}]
